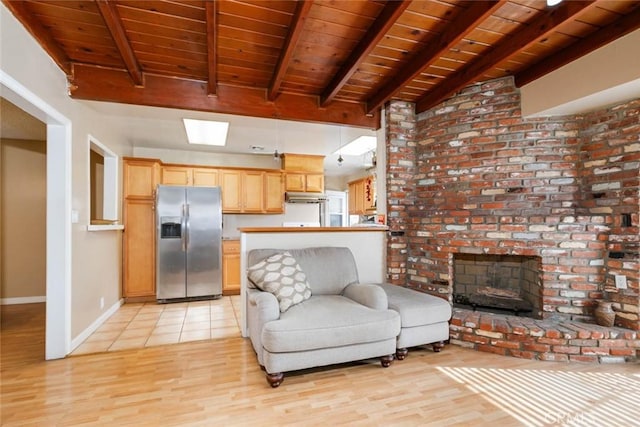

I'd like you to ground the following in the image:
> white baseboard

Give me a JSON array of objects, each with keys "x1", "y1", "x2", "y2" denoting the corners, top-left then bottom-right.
[
  {"x1": 70, "y1": 298, "x2": 124, "y2": 352},
  {"x1": 0, "y1": 296, "x2": 46, "y2": 305}
]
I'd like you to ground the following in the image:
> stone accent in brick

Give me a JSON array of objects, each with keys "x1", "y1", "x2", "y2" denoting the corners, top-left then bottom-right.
[{"x1": 451, "y1": 308, "x2": 639, "y2": 363}]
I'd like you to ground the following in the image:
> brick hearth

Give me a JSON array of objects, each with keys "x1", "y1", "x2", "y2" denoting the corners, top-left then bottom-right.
[
  {"x1": 451, "y1": 309, "x2": 639, "y2": 363},
  {"x1": 385, "y1": 76, "x2": 639, "y2": 362}
]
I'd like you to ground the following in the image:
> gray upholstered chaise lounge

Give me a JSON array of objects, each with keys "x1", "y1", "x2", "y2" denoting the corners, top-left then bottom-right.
[{"x1": 246, "y1": 247, "x2": 401, "y2": 387}]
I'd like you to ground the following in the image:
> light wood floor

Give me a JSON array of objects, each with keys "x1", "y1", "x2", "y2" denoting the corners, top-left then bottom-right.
[{"x1": 2, "y1": 304, "x2": 639, "y2": 426}]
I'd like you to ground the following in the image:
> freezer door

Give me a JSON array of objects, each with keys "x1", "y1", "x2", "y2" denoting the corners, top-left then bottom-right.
[
  {"x1": 156, "y1": 186, "x2": 187, "y2": 300},
  {"x1": 185, "y1": 187, "x2": 222, "y2": 297}
]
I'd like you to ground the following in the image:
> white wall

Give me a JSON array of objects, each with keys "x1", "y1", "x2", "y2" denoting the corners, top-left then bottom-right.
[
  {"x1": 0, "y1": 139, "x2": 46, "y2": 302},
  {"x1": 521, "y1": 29, "x2": 640, "y2": 117},
  {"x1": 1, "y1": 3, "x2": 132, "y2": 344}
]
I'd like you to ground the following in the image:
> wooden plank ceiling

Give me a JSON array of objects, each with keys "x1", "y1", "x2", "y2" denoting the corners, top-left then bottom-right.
[{"x1": 4, "y1": 0, "x2": 640, "y2": 129}]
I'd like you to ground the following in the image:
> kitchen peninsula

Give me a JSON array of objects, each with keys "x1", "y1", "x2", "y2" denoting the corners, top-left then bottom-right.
[{"x1": 238, "y1": 226, "x2": 388, "y2": 336}]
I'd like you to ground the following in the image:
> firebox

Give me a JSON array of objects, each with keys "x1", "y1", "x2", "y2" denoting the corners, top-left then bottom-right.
[{"x1": 453, "y1": 254, "x2": 542, "y2": 318}]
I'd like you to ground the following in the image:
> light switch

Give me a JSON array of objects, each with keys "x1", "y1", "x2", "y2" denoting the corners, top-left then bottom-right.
[{"x1": 71, "y1": 210, "x2": 79, "y2": 224}]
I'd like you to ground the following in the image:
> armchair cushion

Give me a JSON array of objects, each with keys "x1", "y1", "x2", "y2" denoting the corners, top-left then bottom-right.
[
  {"x1": 248, "y1": 251, "x2": 312, "y2": 312},
  {"x1": 261, "y1": 295, "x2": 401, "y2": 353}
]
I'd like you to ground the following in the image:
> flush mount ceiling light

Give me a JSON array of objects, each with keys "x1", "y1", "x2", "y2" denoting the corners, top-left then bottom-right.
[
  {"x1": 183, "y1": 118, "x2": 229, "y2": 146},
  {"x1": 546, "y1": 0, "x2": 563, "y2": 6},
  {"x1": 334, "y1": 135, "x2": 377, "y2": 156}
]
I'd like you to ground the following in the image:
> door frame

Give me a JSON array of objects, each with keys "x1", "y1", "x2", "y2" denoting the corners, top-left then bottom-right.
[{"x1": 1, "y1": 70, "x2": 72, "y2": 359}]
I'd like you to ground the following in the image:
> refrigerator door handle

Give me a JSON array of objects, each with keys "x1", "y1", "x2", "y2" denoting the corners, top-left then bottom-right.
[
  {"x1": 185, "y1": 203, "x2": 190, "y2": 251},
  {"x1": 181, "y1": 204, "x2": 187, "y2": 252}
]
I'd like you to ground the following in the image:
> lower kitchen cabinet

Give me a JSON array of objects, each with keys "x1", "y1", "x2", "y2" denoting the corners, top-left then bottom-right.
[
  {"x1": 222, "y1": 240, "x2": 241, "y2": 295},
  {"x1": 123, "y1": 199, "x2": 156, "y2": 299}
]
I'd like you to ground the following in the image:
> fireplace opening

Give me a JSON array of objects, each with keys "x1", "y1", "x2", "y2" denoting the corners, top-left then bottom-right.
[{"x1": 453, "y1": 254, "x2": 542, "y2": 318}]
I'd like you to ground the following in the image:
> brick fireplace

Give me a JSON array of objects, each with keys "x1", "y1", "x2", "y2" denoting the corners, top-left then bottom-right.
[{"x1": 384, "y1": 77, "x2": 640, "y2": 361}]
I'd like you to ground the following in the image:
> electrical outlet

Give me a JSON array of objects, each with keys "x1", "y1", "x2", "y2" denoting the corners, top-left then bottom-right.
[
  {"x1": 615, "y1": 275, "x2": 628, "y2": 289},
  {"x1": 100, "y1": 297, "x2": 105, "y2": 309}
]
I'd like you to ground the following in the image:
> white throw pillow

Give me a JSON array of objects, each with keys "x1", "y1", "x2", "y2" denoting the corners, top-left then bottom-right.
[{"x1": 247, "y1": 252, "x2": 312, "y2": 312}]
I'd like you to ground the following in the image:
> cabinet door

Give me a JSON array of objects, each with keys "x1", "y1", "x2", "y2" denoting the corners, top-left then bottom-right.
[
  {"x1": 220, "y1": 170, "x2": 242, "y2": 212},
  {"x1": 364, "y1": 176, "x2": 375, "y2": 211},
  {"x1": 162, "y1": 166, "x2": 191, "y2": 186},
  {"x1": 243, "y1": 171, "x2": 264, "y2": 212},
  {"x1": 284, "y1": 173, "x2": 305, "y2": 192},
  {"x1": 124, "y1": 159, "x2": 159, "y2": 198},
  {"x1": 123, "y1": 199, "x2": 156, "y2": 298},
  {"x1": 348, "y1": 182, "x2": 357, "y2": 214},
  {"x1": 192, "y1": 168, "x2": 218, "y2": 187},
  {"x1": 305, "y1": 174, "x2": 324, "y2": 192},
  {"x1": 222, "y1": 240, "x2": 241, "y2": 295},
  {"x1": 349, "y1": 180, "x2": 364, "y2": 214},
  {"x1": 264, "y1": 172, "x2": 284, "y2": 213}
]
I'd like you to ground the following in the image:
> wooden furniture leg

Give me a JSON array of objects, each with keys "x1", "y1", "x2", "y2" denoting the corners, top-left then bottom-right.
[
  {"x1": 380, "y1": 354, "x2": 394, "y2": 367},
  {"x1": 396, "y1": 348, "x2": 409, "y2": 360},
  {"x1": 266, "y1": 372, "x2": 284, "y2": 388}
]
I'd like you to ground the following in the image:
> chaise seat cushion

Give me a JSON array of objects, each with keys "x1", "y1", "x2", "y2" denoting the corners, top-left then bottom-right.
[
  {"x1": 261, "y1": 295, "x2": 401, "y2": 354},
  {"x1": 378, "y1": 283, "x2": 451, "y2": 328}
]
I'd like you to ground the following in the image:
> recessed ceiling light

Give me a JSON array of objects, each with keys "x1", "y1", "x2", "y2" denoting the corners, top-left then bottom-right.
[
  {"x1": 334, "y1": 135, "x2": 377, "y2": 156},
  {"x1": 183, "y1": 118, "x2": 229, "y2": 146},
  {"x1": 546, "y1": 0, "x2": 563, "y2": 6}
]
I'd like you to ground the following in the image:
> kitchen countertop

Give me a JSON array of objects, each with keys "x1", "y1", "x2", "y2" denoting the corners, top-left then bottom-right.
[{"x1": 238, "y1": 226, "x2": 388, "y2": 233}]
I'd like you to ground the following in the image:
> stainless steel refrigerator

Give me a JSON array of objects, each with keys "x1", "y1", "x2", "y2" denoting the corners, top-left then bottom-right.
[{"x1": 156, "y1": 185, "x2": 222, "y2": 302}]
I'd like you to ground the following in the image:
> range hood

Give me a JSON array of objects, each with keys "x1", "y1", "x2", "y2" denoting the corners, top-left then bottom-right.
[{"x1": 285, "y1": 192, "x2": 327, "y2": 203}]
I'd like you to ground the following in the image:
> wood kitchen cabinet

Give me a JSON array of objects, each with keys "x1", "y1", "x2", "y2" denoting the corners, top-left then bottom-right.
[
  {"x1": 124, "y1": 157, "x2": 160, "y2": 198},
  {"x1": 281, "y1": 153, "x2": 325, "y2": 193},
  {"x1": 284, "y1": 173, "x2": 324, "y2": 193},
  {"x1": 348, "y1": 176, "x2": 375, "y2": 215},
  {"x1": 123, "y1": 158, "x2": 160, "y2": 300},
  {"x1": 222, "y1": 240, "x2": 241, "y2": 295},
  {"x1": 123, "y1": 199, "x2": 156, "y2": 299},
  {"x1": 264, "y1": 171, "x2": 284, "y2": 213},
  {"x1": 161, "y1": 165, "x2": 218, "y2": 187},
  {"x1": 219, "y1": 169, "x2": 264, "y2": 213}
]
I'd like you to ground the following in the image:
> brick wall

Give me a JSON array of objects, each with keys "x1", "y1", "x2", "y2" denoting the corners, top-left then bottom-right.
[
  {"x1": 386, "y1": 76, "x2": 639, "y2": 330},
  {"x1": 580, "y1": 100, "x2": 640, "y2": 330},
  {"x1": 385, "y1": 102, "x2": 416, "y2": 285}
]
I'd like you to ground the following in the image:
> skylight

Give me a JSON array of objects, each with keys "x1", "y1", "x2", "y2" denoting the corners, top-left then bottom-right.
[
  {"x1": 183, "y1": 118, "x2": 229, "y2": 146},
  {"x1": 334, "y1": 135, "x2": 376, "y2": 156}
]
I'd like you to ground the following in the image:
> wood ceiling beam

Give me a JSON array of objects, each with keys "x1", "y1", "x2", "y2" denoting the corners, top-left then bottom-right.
[
  {"x1": 95, "y1": 0, "x2": 143, "y2": 87},
  {"x1": 2, "y1": 0, "x2": 72, "y2": 75},
  {"x1": 267, "y1": 0, "x2": 313, "y2": 103},
  {"x1": 319, "y1": 0, "x2": 411, "y2": 108},
  {"x1": 515, "y1": 6, "x2": 640, "y2": 87},
  {"x1": 366, "y1": 1, "x2": 506, "y2": 115},
  {"x1": 69, "y1": 64, "x2": 379, "y2": 128},
  {"x1": 205, "y1": 0, "x2": 218, "y2": 96},
  {"x1": 415, "y1": 1, "x2": 595, "y2": 114}
]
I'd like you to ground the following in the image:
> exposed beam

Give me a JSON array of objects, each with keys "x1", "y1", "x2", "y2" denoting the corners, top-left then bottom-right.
[
  {"x1": 205, "y1": 0, "x2": 217, "y2": 96},
  {"x1": 2, "y1": 0, "x2": 72, "y2": 75},
  {"x1": 515, "y1": 6, "x2": 640, "y2": 87},
  {"x1": 366, "y1": 1, "x2": 506, "y2": 115},
  {"x1": 69, "y1": 64, "x2": 379, "y2": 129},
  {"x1": 267, "y1": 0, "x2": 313, "y2": 102},
  {"x1": 95, "y1": 0, "x2": 144, "y2": 87},
  {"x1": 320, "y1": 0, "x2": 411, "y2": 108},
  {"x1": 415, "y1": 1, "x2": 595, "y2": 113}
]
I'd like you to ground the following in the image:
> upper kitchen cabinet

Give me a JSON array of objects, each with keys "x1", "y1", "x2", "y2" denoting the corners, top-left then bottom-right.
[
  {"x1": 219, "y1": 169, "x2": 264, "y2": 213},
  {"x1": 348, "y1": 176, "x2": 375, "y2": 215},
  {"x1": 161, "y1": 165, "x2": 218, "y2": 187},
  {"x1": 264, "y1": 171, "x2": 284, "y2": 213},
  {"x1": 281, "y1": 153, "x2": 325, "y2": 193},
  {"x1": 123, "y1": 158, "x2": 160, "y2": 199}
]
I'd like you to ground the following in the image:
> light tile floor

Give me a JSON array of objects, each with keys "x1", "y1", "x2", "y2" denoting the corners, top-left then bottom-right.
[{"x1": 72, "y1": 296, "x2": 241, "y2": 356}]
